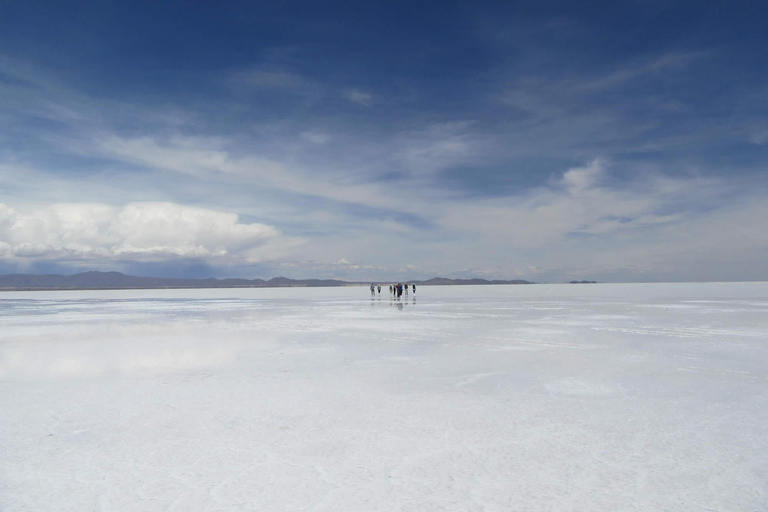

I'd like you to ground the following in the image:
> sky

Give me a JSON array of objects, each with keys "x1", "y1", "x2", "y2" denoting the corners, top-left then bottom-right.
[{"x1": 0, "y1": 0, "x2": 767, "y2": 282}]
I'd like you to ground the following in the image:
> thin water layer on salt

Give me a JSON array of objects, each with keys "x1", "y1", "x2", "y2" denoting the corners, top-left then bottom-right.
[{"x1": 1, "y1": 283, "x2": 767, "y2": 511}]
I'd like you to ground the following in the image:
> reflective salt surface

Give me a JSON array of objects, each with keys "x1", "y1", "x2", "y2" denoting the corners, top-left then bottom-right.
[{"x1": 1, "y1": 283, "x2": 767, "y2": 511}]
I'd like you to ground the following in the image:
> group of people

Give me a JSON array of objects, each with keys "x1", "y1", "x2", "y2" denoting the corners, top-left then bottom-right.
[{"x1": 369, "y1": 283, "x2": 416, "y2": 297}]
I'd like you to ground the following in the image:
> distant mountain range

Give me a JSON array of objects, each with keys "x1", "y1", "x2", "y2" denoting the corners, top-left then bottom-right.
[
  {"x1": 416, "y1": 277, "x2": 533, "y2": 286},
  {"x1": 0, "y1": 271, "x2": 534, "y2": 291}
]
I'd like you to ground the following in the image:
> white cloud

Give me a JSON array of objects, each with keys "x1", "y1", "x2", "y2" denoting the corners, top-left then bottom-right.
[
  {"x1": 557, "y1": 158, "x2": 606, "y2": 194},
  {"x1": 575, "y1": 52, "x2": 707, "y2": 92},
  {"x1": 300, "y1": 131, "x2": 331, "y2": 145},
  {"x1": 94, "y1": 135, "x2": 411, "y2": 212},
  {"x1": 0, "y1": 202, "x2": 293, "y2": 263},
  {"x1": 440, "y1": 159, "x2": 727, "y2": 250},
  {"x1": 750, "y1": 131, "x2": 768, "y2": 145},
  {"x1": 97, "y1": 136, "x2": 237, "y2": 178},
  {"x1": 343, "y1": 88, "x2": 373, "y2": 107},
  {"x1": 397, "y1": 121, "x2": 479, "y2": 175}
]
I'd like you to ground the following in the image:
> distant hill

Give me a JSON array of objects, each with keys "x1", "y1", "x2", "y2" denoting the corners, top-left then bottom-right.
[
  {"x1": 0, "y1": 271, "x2": 535, "y2": 291},
  {"x1": 569, "y1": 280, "x2": 598, "y2": 284},
  {"x1": 414, "y1": 277, "x2": 534, "y2": 286},
  {"x1": 0, "y1": 271, "x2": 349, "y2": 290}
]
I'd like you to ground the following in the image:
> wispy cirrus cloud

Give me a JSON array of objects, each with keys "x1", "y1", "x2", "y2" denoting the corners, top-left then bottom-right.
[
  {"x1": 396, "y1": 121, "x2": 480, "y2": 176},
  {"x1": 573, "y1": 52, "x2": 708, "y2": 92},
  {"x1": 440, "y1": 159, "x2": 721, "y2": 247},
  {"x1": 92, "y1": 134, "x2": 415, "y2": 213}
]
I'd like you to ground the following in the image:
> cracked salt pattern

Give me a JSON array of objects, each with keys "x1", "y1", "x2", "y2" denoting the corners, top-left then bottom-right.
[{"x1": 1, "y1": 283, "x2": 767, "y2": 511}]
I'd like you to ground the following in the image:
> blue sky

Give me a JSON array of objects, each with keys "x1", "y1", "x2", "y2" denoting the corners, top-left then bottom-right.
[{"x1": 1, "y1": 0, "x2": 767, "y2": 282}]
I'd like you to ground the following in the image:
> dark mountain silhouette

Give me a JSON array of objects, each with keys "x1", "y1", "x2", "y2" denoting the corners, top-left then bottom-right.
[
  {"x1": 0, "y1": 271, "x2": 534, "y2": 291},
  {"x1": 0, "y1": 271, "x2": 345, "y2": 290}
]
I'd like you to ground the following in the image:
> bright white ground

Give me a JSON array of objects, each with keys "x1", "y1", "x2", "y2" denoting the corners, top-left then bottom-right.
[{"x1": 1, "y1": 283, "x2": 767, "y2": 511}]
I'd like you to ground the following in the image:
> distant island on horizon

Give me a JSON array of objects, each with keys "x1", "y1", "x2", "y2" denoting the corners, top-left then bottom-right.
[{"x1": 0, "y1": 271, "x2": 537, "y2": 291}]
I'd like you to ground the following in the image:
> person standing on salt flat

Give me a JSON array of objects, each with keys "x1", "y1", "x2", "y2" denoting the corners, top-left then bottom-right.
[
  {"x1": 404, "y1": 283, "x2": 408, "y2": 295},
  {"x1": 412, "y1": 283, "x2": 416, "y2": 294},
  {"x1": 370, "y1": 284, "x2": 375, "y2": 296},
  {"x1": 377, "y1": 285, "x2": 381, "y2": 294}
]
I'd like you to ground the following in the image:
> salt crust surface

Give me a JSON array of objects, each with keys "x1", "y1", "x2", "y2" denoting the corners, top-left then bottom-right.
[{"x1": 1, "y1": 283, "x2": 767, "y2": 511}]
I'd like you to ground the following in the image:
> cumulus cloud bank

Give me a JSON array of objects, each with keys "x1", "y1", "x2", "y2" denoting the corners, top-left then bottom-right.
[{"x1": 0, "y1": 202, "x2": 287, "y2": 263}]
